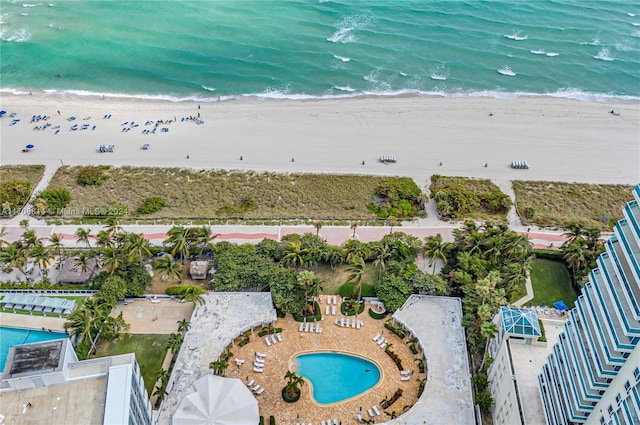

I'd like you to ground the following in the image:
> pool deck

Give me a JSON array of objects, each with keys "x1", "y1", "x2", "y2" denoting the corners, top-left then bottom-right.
[
  {"x1": 157, "y1": 293, "x2": 422, "y2": 425},
  {"x1": 0, "y1": 311, "x2": 67, "y2": 331}
]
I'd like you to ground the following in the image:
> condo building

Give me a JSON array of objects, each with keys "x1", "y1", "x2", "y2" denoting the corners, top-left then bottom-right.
[{"x1": 538, "y1": 184, "x2": 640, "y2": 425}]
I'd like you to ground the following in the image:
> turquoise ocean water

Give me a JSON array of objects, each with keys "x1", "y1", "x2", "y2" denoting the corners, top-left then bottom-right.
[{"x1": 1, "y1": 0, "x2": 639, "y2": 101}]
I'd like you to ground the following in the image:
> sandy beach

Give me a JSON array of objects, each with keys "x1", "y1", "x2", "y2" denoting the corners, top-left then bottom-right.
[{"x1": 0, "y1": 93, "x2": 638, "y2": 186}]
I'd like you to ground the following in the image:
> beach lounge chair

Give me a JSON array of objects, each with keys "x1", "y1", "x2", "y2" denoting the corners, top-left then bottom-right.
[
  {"x1": 322, "y1": 421, "x2": 326, "y2": 425},
  {"x1": 304, "y1": 323, "x2": 309, "y2": 332},
  {"x1": 257, "y1": 352, "x2": 266, "y2": 358},
  {"x1": 316, "y1": 325, "x2": 321, "y2": 334},
  {"x1": 276, "y1": 333, "x2": 283, "y2": 342},
  {"x1": 339, "y1": 318, "x2": 345, "y2": 327},
  {"x1": 253, "y1": 366, "x2": 264, "y2": 373},
  {"x1": 254, "y1": 360, "x2": 265, "y2": 367},
  {"x1": 368, "y1": 408, "x2": 375, "y2": 417},
  {"x1": 400, "y1": 375, "x2": 412, "y2": 381},
  {"x1": 356, "y1": 413, "x2": 363, "y2": 421},
  {"x1": 356, "y1": 321, "x2": 361, "y2": 330},
  {"x1": 326, "y1": 306, "x2": 330, "y2": 315},
  {"x1": 265, "y1": 337, "x2": 272, "y2": 347},
  {"x1": 333, "y1": 419, "x2": 338, "y2": 425},
  {"x1": 373, "y1": 405, "x2": 381, "y2": 416},
  {"x1": 251, "y1": 383, "x2": 260, "y2": 391},
  {"x1": 351, "y1": 320, "x2": 356, "y2": 328},
  {"x1": 400, "y1": 370, "x2": 411, "y2": 376},
  {"x1": 255, "y1": 387, "x2": 265, "y2": 395},
  {"x1": 246, "y1": 379, "x2": 255, "y2": 387},
  {"x1": 299, "y1": 322, "x2": 304, "y2": 332},
  {"x1": 373, "y1": 333, "x2": 382, "y2": 342},
  {"x1": 331, "y1": 305, "x2": 336, "y2": 315}
]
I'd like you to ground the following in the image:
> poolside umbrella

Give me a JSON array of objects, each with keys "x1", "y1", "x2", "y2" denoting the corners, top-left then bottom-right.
[
  {"x1": 172, "y1": 375, "x2": 258, "y2": 425},
  {"x1": 25, "y1": 144, "x2": 34, "y2": 149},
  {"x1": 0, "y1": 110, "x2": 6, "y2": 115}
]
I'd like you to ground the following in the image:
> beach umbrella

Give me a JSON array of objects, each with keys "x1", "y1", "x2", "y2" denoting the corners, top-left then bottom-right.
[
  {"x1": 172, "y1": 375, "x2": 258, "y2": 425},
  {"x1": 0, "y1": 110, "x2": 6, "y2": 115},
  {"x1": 25, "y1": 144, "x2": 35, "y2": 149}
]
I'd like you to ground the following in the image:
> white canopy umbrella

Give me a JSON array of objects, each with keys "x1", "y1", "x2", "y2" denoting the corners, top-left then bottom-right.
[{"x1": 172, "y1": 375, "x2": 259, "y2": 425}]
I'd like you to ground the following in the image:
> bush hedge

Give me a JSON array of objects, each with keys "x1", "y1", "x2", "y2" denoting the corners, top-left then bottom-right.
[
  {"x1": 281, "y1": 387, "x2": 300, "y2": 403},
  {"x1": 292, "y1": 301, "x2": 321, "y2": 322},
  {"x1": 136, "y1": 196, "x2": 166, "y2": 215},
  {"x1": 77, "y1": 166, "x2": 108, "y2": 186},
  {"x1": 368, "y1": 307, "x2": 387, "y2": 320},
  {"x1": 384, "y1": 320, "x2": 407, "y2": 339}
]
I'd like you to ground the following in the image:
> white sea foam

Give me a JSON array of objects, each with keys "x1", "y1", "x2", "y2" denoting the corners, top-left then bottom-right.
[
  {"x1": 631, "y1": 22, "x2": 640, "y2": 26},
  {"x1": 497, "y1": 66, "x2": 516, "y2": 77},
  {"x1": 327, "y1": 14, "x2": 371, "y2": 44},
  {"x1": 399, "y1": 72, "x2": 407, "y2": 77},
  {"x1": 0, "y1": 26, "x2": 31, "y2": 42},
  {"x1": 546, "y1": 52, "x2": 559, "y2": 57},
  {"x1": 201, "y1": 85, "x2": 216, "y2": 92},
  {"x1": 22, "y1": 3, "x2": 41, "y2": 7},
  {"x1": 594, "y1": 47, "x2": 614, "y2": 61},
  {"x1": 530, "y1": 49, "x2": 545, "y2": 55},
  {"x1": 430, "y1": 63, "x2": 448, "y2": 81},
  {"x1": 363, "y1": 70, "x2": 378, "y2": 83},
  {"x1": 332, "y1": 54, "x2": 350, "y2": 62},
  {"x1": 334, "y1": 85, "x2": 355, "y2": 92},
  {"x1": 628, "y1": 12, "x2": 635, "y2": 17},
  {"x1": 504, "y1": 30, "x2": 527, "y2": 41}
]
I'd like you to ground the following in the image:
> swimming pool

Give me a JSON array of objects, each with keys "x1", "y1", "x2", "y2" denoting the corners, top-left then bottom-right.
[
  {"x1": 295, "y1": 352, "x2": 381, "y2": 404},
  {"x1": 0, "y1": 326, "x2": 67, "y2": 372}
]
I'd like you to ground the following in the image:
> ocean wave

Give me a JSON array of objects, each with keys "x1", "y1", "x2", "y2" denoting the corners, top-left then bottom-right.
[
  {"x1": 0, "y1": 26, "x2": 31, "y2": 42},
  {"x1": 332, "y1": 54, "x2": 350, "y2": 62},
  {"x1": 530, "y1": 49, "x2": 546, "y2": 55},
  {"x1": 497, "y1": 66, "x2": 516, "y2": 77},
  {"x1": 3, "y1": 87, "x2": 637, "y2": 104},
  {"x1": 327, "y1": 14, "x2": 372, "y2": 44},
  {"x1": 201, "y1": 85, "x2": 216, "y2": 92},
  {"x1": 504, "y1": 30, "x2": 528, "y2": 41},
  {"x1": 546, "y1": 52, "x2": 559, "y2": 57},
  {"x1": 22, "y1": 3, "x2": 41, "y2": 7},
  {"x1": 334, "y1": 85, "x2": 355, "y2": 92},
  {"x1": 631, "y1": 22, "x2": 640, "y2": 26},
  {"x1": 594, "y1": 47, "x2": 614, "y2": 61}
]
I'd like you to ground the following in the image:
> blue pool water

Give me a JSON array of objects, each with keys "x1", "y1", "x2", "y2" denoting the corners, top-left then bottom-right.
[
  {"x1": 0, "y1": 326, "x2": 67, "y2": 372},
  {"x1": 295, "y1": 352, "x2": 380, "y2": 404}
]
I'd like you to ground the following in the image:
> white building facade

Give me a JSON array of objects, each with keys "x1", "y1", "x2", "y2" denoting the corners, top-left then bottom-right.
[{"x1": 538, "y1": 184, "x2": 640, "y2": 425}]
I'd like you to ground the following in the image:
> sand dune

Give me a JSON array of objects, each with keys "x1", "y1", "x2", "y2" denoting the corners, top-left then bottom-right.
[{"x1": 1, "y1": 93, "x2": 638, "y2": 186}]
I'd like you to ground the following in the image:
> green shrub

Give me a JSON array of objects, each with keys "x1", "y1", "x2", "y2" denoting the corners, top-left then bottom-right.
[
  {"x1": 384, "y1": 320, "x2": 407, "y2": 339},
  {"x1": 259, "y1": 417, "x2": 264, "y2": 425},
  {"x1": 136, "y1": 196, "x2": 166, "y2": 215},
  {"x1": 472, "y1": 373, "x2": 489, "y2": 392},
  {"x1": 368, "y1": 308, "x2": 387, "y2": 320},
  {"x1": 77, "y1": 166, "x2": 108, "y2": 186},
  {"x1": 34, "y1": 188, "x2": 71, "y2": 215},
  {"x1": 269, "y1": 415, "x2": 276, "y2": 425},
  {"x1": 258, "y1": 328, "x2": 282, "y2": 337},
  {"x1": 475, "y1": 391, "x2": 493, "y2": 412},
  {"x1": 0, "y1": 180, "x2": 31, "y2": 216},
  {"x1": 165, "y1": 286, "x2": 191, "y2": 296},
  {"x1": 538, "y1": 319, "x2": 547, "y2": 342},
  {"x1": 292, "y1": 302, "x2": 322, "y2": 322}
]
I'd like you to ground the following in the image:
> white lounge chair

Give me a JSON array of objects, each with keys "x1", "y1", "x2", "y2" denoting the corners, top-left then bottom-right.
[
  {"x1": 326, "y1": 306, "x2": 330, "y2": 315},
  {"x1": 351, "y1": 319, "x2": 356, "y2": 328},
  {"x1": 310, "y1": 324, "x2": 315, "y2": 333},
  {"x1": 373, "y1": 405, "x2": 381, "y2": 415},
  {"x1": 271, "y1": 335, "x2": 278, "y2": 344},
  {"x1": 276, "y1": 333, "x2": 283, "y2": 342},
  {"x1": 333, "y1": 419, "x2": 338, "y2": 425},
  {"x1": 368, "y1": 408, "x2": 375, "y2": 417},
  {"x1": 373, "y1": 333, "x2": 382, "y2": 342},
  {"x1": 251, "y1": 383, "x2": 260, "y2": 391},
  {"x1": 265, "y1": 337, "x2": 272, "y2": 346},
  {"x1": 356, "y1": 321, "x2": 361, "y2": 330},
  {"x1": 255, "y1": 387, "x2": 265, "y2": 395},
  {"x1": 304, "y1": 322, "x2": 309, "y2": 332},
  {"x1": 322, "y1": 421, "x2": 326, "y2": 425},
  {"x1": 380, "y1": 342, "x2": 387, "y2": 349},
  {"x1": 331, "y1": 305, "x2": 336, "y2": 315},
  {"x1": 400, "y1": 375, "x2": 411, "y2": 381},
  {"x1": 377, "y1": 337, "x2": 385, "y2": 346},
  {"x1": 356, "y1": 413, "x2": 363, "y2": 421},
  {"x1": 257, "y1": 352, "x2": 266, "y2": 358},
  {"x1": 299, "y1": 322, "x2": 304, "y2": 332},
  {"x1": 254, "y1": 359, "x2": 265, "y2": 365},
  {"x1": 253, "y1": 366, "x2": 264, "y2": 373},
  {"x1": 316, "y1": 325, "x2": 321, "y2": 333},
  {"x1": 339, "y1": 318, "x2": 345, "y2": 326},
  {"x1": 246, "y1": 379, "x2": 255, "y2": 387}
]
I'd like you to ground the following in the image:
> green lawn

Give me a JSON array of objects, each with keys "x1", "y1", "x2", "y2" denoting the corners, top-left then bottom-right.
[
  {"x1": 313, "y1": 263, "x2": 378, "y2": 295},
  {"x1": 530, "y1": 259, "x2": 577, "y2": 308},
  {"x1": 92, "y1": 334, "x2": 171, "y2": 395},
  {"x1": 509, "y1": 280, "x2": 528, "y2": 304}
]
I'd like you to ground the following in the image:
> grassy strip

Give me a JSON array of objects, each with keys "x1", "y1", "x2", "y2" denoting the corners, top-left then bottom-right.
[
  {"x1": 42, "y1": 166, "x2": 418, "y2": 221},
  {"x1": 93, "y1": 334, "x2": 171, "y2": 395},
  {"x1": 530, "y1": 259, "x2": 577, "y2": 308},
  {"x1": 0, "y1": 164, "x2": 45, "y2": 217},
  {"x1": 513, "y1": 180, "x2": 633, "y2": 230}
]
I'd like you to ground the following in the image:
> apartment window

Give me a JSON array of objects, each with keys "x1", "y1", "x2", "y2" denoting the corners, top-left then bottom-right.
[
  {"x1": 608, "y1": 405, "x2": 613, "y2": 415},
  {"x1": 634, "y1": 367, "x2": 640, "y2": 382},
  {"x1": 600, "y1": 417, "x2": 605, "y2": 425},
  {"x1": 624, "y1": 381, "x2": 631, "y2": 393},
  {"x1": 616, "y1": 395, "x2": 622, "y2": 406}
]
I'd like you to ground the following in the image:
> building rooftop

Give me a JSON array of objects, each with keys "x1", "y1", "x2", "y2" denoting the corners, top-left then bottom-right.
[
  {"x1": 2, "y1": 340, "x2": 66, "y2": 379},
  {"x1": 501, "y1": 306, "x2": 542, "y2": 337},
  {"x1": 392, "y1": 295, "x2": 475, "y2": 425}
]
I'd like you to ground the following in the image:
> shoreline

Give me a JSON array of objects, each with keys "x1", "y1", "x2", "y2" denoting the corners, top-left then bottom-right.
[
  {"x1": 1, "y1": 93, "x2": 638, "y2": 187},
  {"x1": 2, "y1": 87, "x2": 640, "y2": 105}
]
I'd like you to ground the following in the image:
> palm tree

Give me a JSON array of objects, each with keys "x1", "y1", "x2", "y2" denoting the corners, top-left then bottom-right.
[
  {"x1": 165, "y1": 226, "x2": 191, "y2": 262},
  {"x1": 423, "y1": 234, "x2": 449, "y2": 274},
  {"x1": 104, "y1": 218, "x2": 123, "y2": 239},
  {"x1": 95, "y1": 230, "x2": 114, "y2": 250},
  {"x1": 19, "y1": 218, "x2": 29, "y2": 230},
  {"x1": 21, "y1": 229, "x2": 41, "y2": 250},
  {"x1": 177, "y1": 319, "x2": 191, "y2": 335},
  {"x1": 166, "y1": 333, "x2": 183, "y2": 353},
  {"x1": 0, "y1": 242, "x2": 28, "y2": 282},
  {"x1": 563, "y1": 221, "x2": 584, "y2": 245},
  {"x1": 343, "y1": 239, "x2": 368, "y2": 263},
  {"x1": 408, "y1": 336, "x2": 419, "y2": 354},
  {"x1": 373, "y1": 242, "x2": 392, "y2": 281},
  {"x1": 74, "y1": 252, "x2": 91, "y2": 274},
  {"x1": 48, "y1": 233, "x2": 65, "y2": 270},
  {"x1": 180, "y1": 286, "x2": 206, "y2": 306},
  {"x1": 313, "y1": 221, "x2": 323, "y2": 237},
  {"x1": 563, "y1": 239, "x2": 587, "y2": 284},
  {"x1": 154, "y1": 254, "x2": 182, "y2": 281},
  {"x1": 386, "y1": 216, "x2": 398, "y2": 234},
  {"x1": 297, "y1": 270, "x2": 319, "y2": 306},
  {"x1": 0, "y1": 225, "x2": 8, "y2": 248},
  {"x1": 347, "y1": 256, "x2": 366, "y2": 302},
  {"x1": 30, "y1": 243, "x2": 53, "y2": 277},
  {"x1": 283, "y1": 371, "x2": 305, "y2": 398},
  {"x1": 75, "y1": 227, "x2": 93, "y2": 251},
  {"x1": 123, "y1": 232, "x2": 152, "y2": 266},
  {"x1": 100, "y1": 247, "x2": 122, "y2": 275},
  {"x1": 193, "y1": 226, "x2": 217, "y2": 255},
  {"x1": 282, "y1": 241, "x2": 309, "y2": 269}
]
